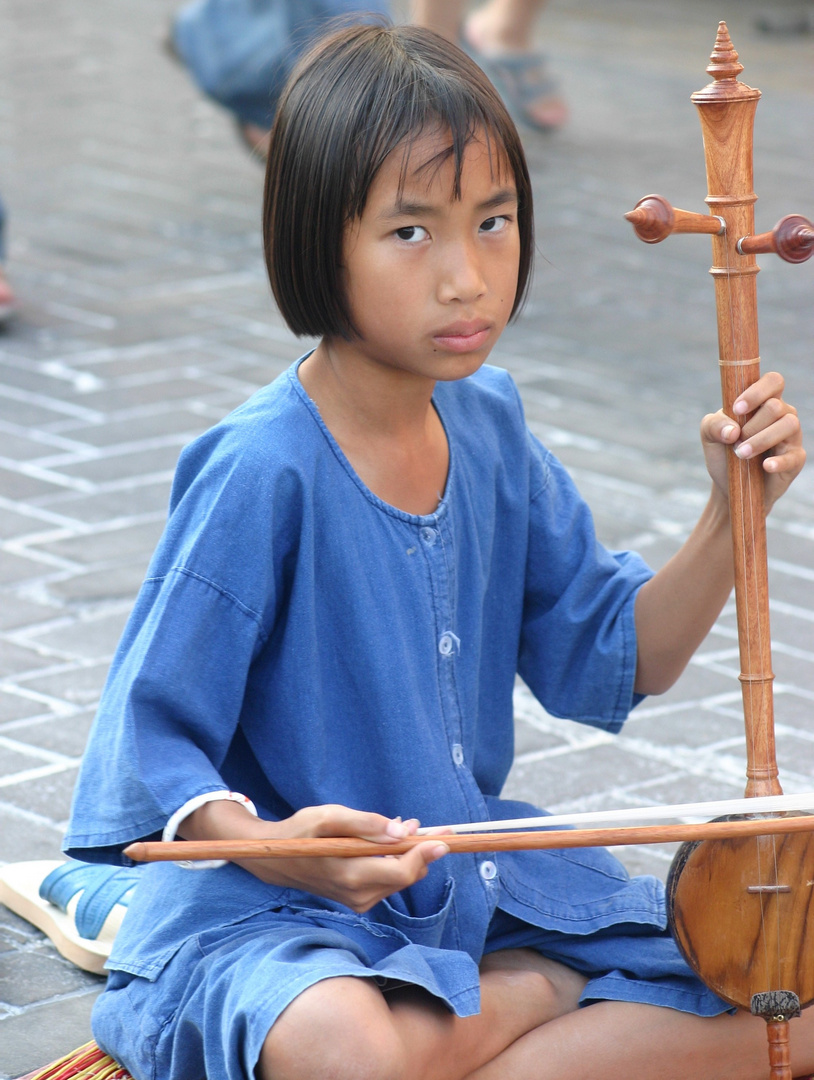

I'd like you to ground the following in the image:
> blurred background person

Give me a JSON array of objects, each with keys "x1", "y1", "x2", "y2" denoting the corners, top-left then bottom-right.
[
  {"x1": 411, "y1": 0, "x2": 567, "y2": 131},
  {"x1": 0, "y1": 194, "x2": 15, "y2": 325},
  {"x1": 169, "y1": 0, "x2": 390, "y2": 156}
]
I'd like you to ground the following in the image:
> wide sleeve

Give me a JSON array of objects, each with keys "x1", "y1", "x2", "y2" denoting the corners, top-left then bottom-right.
[
  {"x1": 63, "y1": 412, "x2": 302, "y2": 864},
  {"x1": 517, "y1": 433, "x2": 653, "y2": 732}
]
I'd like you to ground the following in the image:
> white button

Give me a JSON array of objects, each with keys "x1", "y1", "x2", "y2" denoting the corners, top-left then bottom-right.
[
  {"x1": 451, "y1": 743, "x2": 464, "y2": 765},
  {"x1": 480, "y1": 860, "x2": 498, "y2": 881},
  {"x1": 439, "y1": 633, "x2": 454, "y2": 655},
  {"x1": 420, "y1": 526, "x2": 437, "y2": 545}
]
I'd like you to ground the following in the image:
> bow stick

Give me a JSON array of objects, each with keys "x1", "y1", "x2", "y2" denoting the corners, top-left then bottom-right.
[
  {"x1": 124, "y1": 793, "x2": 814, "y2": 863},
  {"x1": 625, "y1": 23, "x2": 813, "y2": 1080},
  {"x1": 124, "y1": 813, "x2": 814, "y2": 864}
]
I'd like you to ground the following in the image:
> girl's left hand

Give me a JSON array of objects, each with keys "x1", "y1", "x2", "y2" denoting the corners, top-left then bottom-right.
[{"x1": 701, "y1": 370, "x2": 805, "y2": 514}]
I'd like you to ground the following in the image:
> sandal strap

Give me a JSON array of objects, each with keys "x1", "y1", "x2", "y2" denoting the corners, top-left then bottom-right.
[
  {"x1": 475, "y1": 52, "x2": 559, "y2": 103},
  {"x1": 460, "y1": 39, "x2": 566, "y2": 132},
  {"x1": 39, "y1": 861, "x2": 140, "y2": 940}
]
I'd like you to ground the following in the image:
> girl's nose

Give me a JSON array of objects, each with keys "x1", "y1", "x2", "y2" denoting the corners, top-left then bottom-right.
[{"x1": 437, "y1": 243, "x2": 487, "y2": 304}]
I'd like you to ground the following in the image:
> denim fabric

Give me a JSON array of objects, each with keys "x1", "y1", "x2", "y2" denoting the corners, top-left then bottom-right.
[
  {"x1": 172, "y1": 0, "x2": 390, "y2": 127},
  {"x1": 92, "y1": 905, "x2": 729, "y2": 1080},
  {"x1": 63, "y1": 359, "x2": 710, "y2": 1055}
]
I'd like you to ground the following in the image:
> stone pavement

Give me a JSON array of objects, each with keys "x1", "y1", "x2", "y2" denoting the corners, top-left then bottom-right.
[{"x1": 0, "y1": 0, "x2": 812, "y2": 1074}]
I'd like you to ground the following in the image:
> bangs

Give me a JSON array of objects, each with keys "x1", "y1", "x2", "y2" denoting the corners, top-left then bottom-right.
[
  {"x1": 379, "y1": 122, "x2": 516, "y2": 220},
  {"x1": 342, "y1": 53, "x2": 520, "y2": 218},
  {"x1": 264, "y1": 23, "x2": 534, "y2": 339}
]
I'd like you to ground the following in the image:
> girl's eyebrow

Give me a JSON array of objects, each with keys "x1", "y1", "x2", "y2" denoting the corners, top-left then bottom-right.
[
  {"x1": 378, "y1": 187, "x2": 518, "y2": 221},
  {"x1": 477, "y1": 188, "x2": 519, "y2": 213}
]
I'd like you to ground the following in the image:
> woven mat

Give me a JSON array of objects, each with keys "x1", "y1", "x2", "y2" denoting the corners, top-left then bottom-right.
[{"x1": 15, "y1": 1042, "x2": 134, "y2": 1080}]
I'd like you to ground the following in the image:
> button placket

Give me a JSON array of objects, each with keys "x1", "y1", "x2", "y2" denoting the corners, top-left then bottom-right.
[{"x1": 416, "y1": 515, "x2": 484, "y2": 827}]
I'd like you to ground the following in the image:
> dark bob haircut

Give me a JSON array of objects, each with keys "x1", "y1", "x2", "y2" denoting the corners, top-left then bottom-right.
[{"x1": 263, "y1": 22, "x2": 534, "y2": 340}]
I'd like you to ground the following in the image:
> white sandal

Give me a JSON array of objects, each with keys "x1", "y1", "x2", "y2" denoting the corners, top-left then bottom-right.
[{"x1": 0, "y1": 859, "x2": 140, "y2": 974}]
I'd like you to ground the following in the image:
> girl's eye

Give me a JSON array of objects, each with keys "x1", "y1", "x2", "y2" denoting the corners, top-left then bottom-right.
[
  {"x1": 395, "y1": 225, "x2": 428, "y2": 243},
  {"x1": 480, "y1": 216, "x2": 510, "y2": 234}
]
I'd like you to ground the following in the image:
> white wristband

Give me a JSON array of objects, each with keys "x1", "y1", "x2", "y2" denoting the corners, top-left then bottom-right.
[{"x1": 163, "y1": 790, "x2": 258, "y2": 870}]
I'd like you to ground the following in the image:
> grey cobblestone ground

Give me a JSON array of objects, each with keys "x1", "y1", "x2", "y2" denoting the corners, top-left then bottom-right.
[{"x1": 0, "y1": 0, "x2": 812, "y2": 1073}]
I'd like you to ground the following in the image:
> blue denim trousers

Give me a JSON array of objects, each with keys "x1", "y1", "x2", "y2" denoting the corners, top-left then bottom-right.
[{"x1": 172, "y1": 0, "x2": 390, "y2": 127}]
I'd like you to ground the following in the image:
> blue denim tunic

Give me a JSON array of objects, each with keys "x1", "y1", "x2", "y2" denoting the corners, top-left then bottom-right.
[{"x1": 64, "y1": 361, "x2": 726, "y2": 1070}]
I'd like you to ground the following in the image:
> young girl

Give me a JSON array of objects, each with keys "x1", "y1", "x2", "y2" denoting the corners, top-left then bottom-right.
[{"x1": 65, "y1": 23, "x2": 811, "y2": 1080}]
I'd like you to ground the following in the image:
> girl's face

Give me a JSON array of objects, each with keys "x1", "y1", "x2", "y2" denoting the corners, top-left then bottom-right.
[{"x1": 338, "y1": 128, "x2": 521, "y2": 384}]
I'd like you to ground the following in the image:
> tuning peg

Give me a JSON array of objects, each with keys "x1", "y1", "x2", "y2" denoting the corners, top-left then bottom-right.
[
  {"x1": 624, "y1": 194, "x2": 725, "y2": 244},
  {"x1": 737, "y1": 215, "x2": 814, "y2": 263}
]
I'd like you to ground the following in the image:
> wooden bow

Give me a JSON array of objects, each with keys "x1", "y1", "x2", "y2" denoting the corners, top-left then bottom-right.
[{"x1": 624, "y1": 23, "x2": 813, "y2": 1080}]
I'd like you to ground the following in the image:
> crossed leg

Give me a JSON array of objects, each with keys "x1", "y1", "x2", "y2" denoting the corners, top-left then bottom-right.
[
  {"x1": 258, "y1": 945, "x2": 814, "y2": 1080},
  {"x1": 257, "y1": 947, "x2": 586, "y2": 1080},
  {"x1": 469, "y1": 998, "x2": 814, "y2": 1080}
]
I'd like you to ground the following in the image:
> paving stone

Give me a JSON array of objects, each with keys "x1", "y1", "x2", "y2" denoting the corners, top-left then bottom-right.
[
  {"x1": 14, "y1": 661, "x2": 110, "y2": 710},
  {"x1": 775, "y1": 692, "x2": 814, "y2": 729},
  {"x1": 0, "y1": 694, "x2": 50, "y2": 726},
  {"x1": 3, "y1": 767, "x2": 81, "y2": 824},
  {"x1": 0, "y1": 948, "x2": 97, "y2": 1010},
  {"x1": 0, "y1": 509, "x2": 53, "y2": 544},
  {"x1": 0, "y1": 598, "x2": 65, "y2": 635},
  {"x1": 56, "y1": 442, "x2": 186, "y2": 487},
  {"x1": 504, "y1": 742, "x2": 670, "y2": 809},
  {"x1": 34, "y1": 520, "x2": 165, "y2": 567},
  {"x1": 36, "y1": 481, "x2": 173, "y2": 525},
  {"x1": 45, "y1": 562, "x2": 153, "y2": 605},
  {"x1": 65, "y1": 408, "x2": 211, "y2": 448},
  {"x1": 0, "y1": 910, "x2": 44, "y2": 953},
  {"x1": 0, "y1": 552, "x2": 68, "y2": 591},
  {"x1": 0, "y1": 467, "x2": 74, "y2": 504},
  {"x1": 16, "y1": 610, "x2": 130, "y2": 663},
  {"x1": 0, "y1": 987, "x2": 103, "y2": 1080},
  {"x1": 625, "y1": 708, "x2": 747, "y2": 752},
  {"x1": 513, "y1": 722, "x2": 568, "y2": 758},
  {"x1": 0, "y1": 744, "x2": 49, "y2": 781},
  {"x1": 0, "y1": 812, "x2": 67, "y2": 864},
  {"x1": 0, "y1": 644, "x2": 56, "y2": 681},
  {"x1": 69, "y1": 375, "x2": 226, "y2": 414},
  {"x1": 1, "y1": 710, "x2": 95, "y2": 760}
]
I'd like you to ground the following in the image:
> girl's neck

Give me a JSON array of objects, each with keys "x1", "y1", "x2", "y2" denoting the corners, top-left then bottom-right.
[
  {"x1": 298, "y1": 341, "x2": 449, "y2": 516},
  {"x1": 299, "y1": 340, "x2": 437, "y2": 439}
]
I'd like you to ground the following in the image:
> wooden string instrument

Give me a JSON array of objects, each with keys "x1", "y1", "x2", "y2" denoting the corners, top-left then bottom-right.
[
  {"x1": 124, "y1": 22, "x2": 814, "y2": 1080},
  {"x1": 625, "y1": 23, "x2": 813, "y2": 1080}
]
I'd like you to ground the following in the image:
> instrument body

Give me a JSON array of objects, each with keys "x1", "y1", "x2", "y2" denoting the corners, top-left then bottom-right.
[{"x1": 668, "y1": 821, "x2": 814, "y2": 1010}]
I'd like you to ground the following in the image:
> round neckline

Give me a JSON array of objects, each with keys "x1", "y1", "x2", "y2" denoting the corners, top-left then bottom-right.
[{"x1": 288, "y1": 354, "x2": 452, "y2": 525}]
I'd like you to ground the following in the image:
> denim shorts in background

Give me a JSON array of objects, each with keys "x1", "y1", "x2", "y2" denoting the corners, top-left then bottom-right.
[
  {"x1": 172, "y1": 0, "x2": 390, "y2": 128},
  {"x1": 91, "y1": 903, "x2": 729, "y2": 1080}
]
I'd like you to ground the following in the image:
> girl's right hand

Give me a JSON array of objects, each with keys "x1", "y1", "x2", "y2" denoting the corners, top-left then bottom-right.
[{"x1": 179, "y1": 800, "x2": 449, "y2": 913}]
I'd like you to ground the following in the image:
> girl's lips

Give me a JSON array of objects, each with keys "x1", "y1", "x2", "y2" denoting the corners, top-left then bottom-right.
[{"x1": 432, "y1": 325, "x2": 492, "y2": 353}]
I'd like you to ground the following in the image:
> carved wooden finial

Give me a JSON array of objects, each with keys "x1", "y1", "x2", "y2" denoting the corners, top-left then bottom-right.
[
  {"x1": 706, "y1": 21, "x2": 744, "y2": 82},
  {"x1": 692, "y1": 21, "x2": 757, "y2": 104}
]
